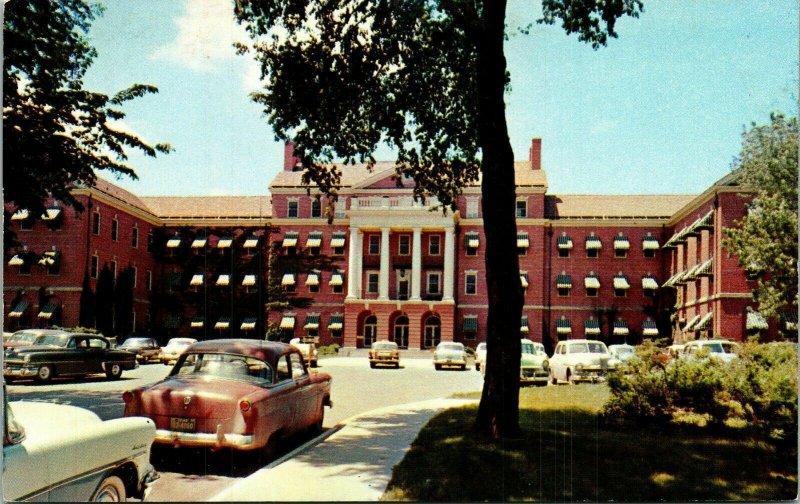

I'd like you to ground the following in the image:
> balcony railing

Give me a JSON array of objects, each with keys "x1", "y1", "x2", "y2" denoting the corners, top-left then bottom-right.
[{"x1": 353, "y1": 196, "x2": 440, "y2": 209}]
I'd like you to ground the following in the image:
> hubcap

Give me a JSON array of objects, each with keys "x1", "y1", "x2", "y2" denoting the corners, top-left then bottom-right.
[
  {"x1": 38, "y1": 367, "x2": 50, "y2": 379},
  {"x1": 112, "y1": 364, "x2": 120, "y2": 375}
]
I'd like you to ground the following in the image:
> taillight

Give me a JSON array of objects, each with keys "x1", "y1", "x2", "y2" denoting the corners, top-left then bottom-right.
[
  {"x1": 122, "y1": 391, "x2": 134, "y2": 403},
  {"x1": 239, "y1": 400, "x2": 252, "y2": 412}
]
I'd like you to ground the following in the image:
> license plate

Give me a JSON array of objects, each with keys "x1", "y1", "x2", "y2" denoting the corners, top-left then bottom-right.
[{"x1": 170, "y1": 417, "x2": 196, "y2": 432}]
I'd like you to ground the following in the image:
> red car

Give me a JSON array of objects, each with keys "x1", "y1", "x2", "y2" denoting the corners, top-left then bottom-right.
[{"x1": 122, "y1": 339, "x2": 332, "y2": 455}]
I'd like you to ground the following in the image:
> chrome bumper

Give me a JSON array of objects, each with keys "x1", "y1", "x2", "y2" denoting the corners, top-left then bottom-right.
[
  {"x1": 155, "y1": 429, "x2": 255, "y2": 449},
  {"x1": 3, "y1": 366, "x2": 37, "y2": 377}
]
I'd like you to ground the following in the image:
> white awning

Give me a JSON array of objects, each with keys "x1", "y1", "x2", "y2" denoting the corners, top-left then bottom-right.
[
  {"x1": 306, "y1": 233, "x2": 322, "y2": 248},
  {"x1": 305, "y1": 273, "x2": 319, "y2": 286},
  {"x1": 585, "y1": 237, "x2": 602, "y2": 250},
  {"x1": 282, "y1": 274, "x2": 296, "y2": 286},
  {"x1": 166, "y1": 237, "x2": 181, "y2": 248},
  {"x1": 191, "y1": 238, "x2": 207, "y2": 248},
  {"x1": 42, "y1": 208, "x2": 62, "y2": 221},
  {"x1": 556, "y1": 326, "x2": 572, "y2": 335},
  {"x1": 328, "y1": 314, "x2": 344, "y2": 330},
  {"x1": 38, "y1": 253, "x2": 57, "y2": 266},
  {"x1": 695, "y1": 311, "x2": 713, "y2": 330},
  {"x1": 642, "y1": 237, "x2": 660, "y2": 250},
  {"x1": 10, "y1": 209, "x2": 29, "y2": 221},
  {"x1": 466, "y1": 233, "x2": 480, "y2": 249},
  {"x1": 519, "y1": 274, "x2": 528, "y2": 288},
  {"x1": 642, "y1": 322, "x2": 659, "y2": 336},
  {"x1": 304, "y1": 314, "x2": 320, "y2": 330},
  {"x1": 613, "y1": 323, "x2": 629, "y2": 336},
  {"x1": 613, "y1": 276, "x2": 630, "y2": 290},
  {"x1": 217, "y1": 237, "x2": 233, "y2": 249},
  {"x1": 330, "y1": 233, "x2": 346, "y2": 248},
  {"x1": 516, "y1": 233, "x2": 529, "y2": 248},
  {"x1": 584, "y1": 276, "x2": 601, "y2": 289},
  {"x1": 684, "y1": 314, "x2": 701, "y2": 332},
  {"x1": 214, "y1": 318, "x2": 230, "y2": 329},
  {"x1": 242, "y1": 274, "x2": 256, "y2": 286},
  {"x1": 280, "y1": 315, "x2": 296, "y2": 329},
  {"x1": 746, "y1": 311, "x2": 769, "y2": 330},
  {"x1": 241, "y1": 318, "x2": 257, "y2": 330},
  {"x1": 614, "y1": 237, "x2": 630, "y2": 250},
  {"x1": 557, "y1": 236, "x2": 573, "y2": 250},
  {"x1": 191, "y1": 317, "x2": 204, "y2": 328},
  {"x1": 216, "y1": 274, "x2": 230, "y2": 286},
  {"x1": 330, "y1": 273, "x2": 344, "y2": 286},
  {"x1": 642, "y1": 277, "x2": 659, "y2": 290},
  {"x1": 190, "y1": 274, "x2": 204, "y2": 286},
  {"x1": 8, "y1": 255, "x2": 24, "y2": 266},
  {"x1": 243, "y1": 237, "x2": 259, "y2": 248},
  {"x1": 282, "y1": 234, "x2": 298, "y2": 247}
]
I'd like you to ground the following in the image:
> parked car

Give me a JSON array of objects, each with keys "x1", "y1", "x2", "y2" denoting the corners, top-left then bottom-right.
[
  {"x1": 119, "y1": 337, "x2": 161, "y2": 363},
  {"x1": 289, "y1": 337, "x2": 318, "y2": 368},
  {"x1": 433, "y1": 342, "x2": 468, "y2": 370},
  {"x1": 681, "y1": 339, "x2": 740, "y2": 363},
  {"x1": 158, "y1": 337, "x2": 197, "y2": 365},
  {"x1": 608, "y1": 344, "x2": 636, "y2": 362},
  {"x1": 520, "y1": 339, "x2": 550, "y2": 386},
  {"x1": 474, "y1": 342, "x2": 487, "y2": 371},
  {"x1": 3, "y1": 328, "x2": 71, "y2": 350},
  {"x1": 3, "y1": 333, "x2": 138, "y2": 383},
  {"x1": 123, "y1": 339, "x2": 333, "y2": 455},
  {"x1": 549, "y1": 339, "x2": 618, "y2": 384},
  {"x1": 368, "y1": 340, "x2": 400, "y2": 368},
  {"x1": 3, "y1": 381, "x2": 158, "y2": 501}
]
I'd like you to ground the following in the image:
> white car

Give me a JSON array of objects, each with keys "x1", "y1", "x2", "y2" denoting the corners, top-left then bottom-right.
[
  {"x1": 681, "y1": 339, "x2": 739, "y2": 363},
  {"x1": 549, "y1": 339, "x2": 618, "y2": 384},
  {"x1": 608, "y1": 344, "x2": 636, "y2": 362},
  {"x1": 159, "y1": 337, "x2": 198, "y2": 365},
  {"x1": 290, "y1": 337, "x2": 318, "y2": 368},
  {"x1": 3, "y1": 386, "x2": 158, "y2": 501},
  {"x1": 433, "y1": 342, "x2": 468, "y2": 370},
  {"x1": 474, "y1": 342, "x2": 487, "y2": 371},
  {"x1": 520, "y1": 339, "x2": 550, "y2": 386}
]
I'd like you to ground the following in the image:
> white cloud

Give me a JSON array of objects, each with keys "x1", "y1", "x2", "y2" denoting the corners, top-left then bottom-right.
[{"x1": 151, "y1": 0, "x2": 247, "y2": 72}]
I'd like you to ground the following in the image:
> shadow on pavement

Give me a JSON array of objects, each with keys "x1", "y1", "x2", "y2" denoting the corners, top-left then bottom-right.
[{"x1": 7, "y1": 388, "x2": 126, "y2": 420}]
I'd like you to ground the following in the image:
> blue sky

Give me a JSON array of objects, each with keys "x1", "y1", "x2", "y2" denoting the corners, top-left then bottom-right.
[{"x1": 83, "y1": 1, "x2": 798, "y2": 197}]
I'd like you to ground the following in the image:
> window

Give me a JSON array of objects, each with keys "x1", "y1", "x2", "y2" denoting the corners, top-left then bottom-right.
[
  {"x1": 516, "y1": 199, "x2": 527, "y2": 218},
  {"x1": 587, "y1": 248, "x2": 598, "y2": 258},
  {"x1": 558, "y1": 248, "x2": 570, "y2": 258},
  {"x1": 615, "y1": 248, "x2": 628, "y2": 258},
  {"x1": 92, "y1": 212, "x2": 100, "y2": 235},
  {"x1": 558, "y1": 287, "x2": 571, "y2": 297},
  {"x1": 110, "y1": 260, "x2": 117, "y2": 279},
  {"x1": 466, "y1": 198, "x2": 480, "y2": 219},
  {"x1": 368, "y1": 235, "x2": 380, "y2": 255},
  {"x1": 367, "y1": 271, "x2": 379, "y2": 293},
  {"x1": 147, "y1": 231, "x2": 154, "y2": 252},
  {"x1": 146, "y1": 270, "x2": 152, "y2": 291},
  {"x1": 19, "y1": 217, "x2": 33, "y2": 231},
  {"x1": 132, "y1": 226, "x2": 139, "y2": 248},
  {"x1": 398, "y1": 235, "x2": 410, "y2": 255},
  {"x1": 586, "y1": 287, "x2": 598, "y2": 297},
  {"x1": 465, "y1": 272, "x2": 477, "y2": 295},
  {"x1": 287, "y1": 200, "x2": 299, "y2": 218},
  {"x1": 397, "y1": 271, "x2": 409, "y2": 300},
  {"x1": 429, "y1": 235, "x2": 441, "y2": 255},
  {"x1": 91, "y1": 255, "x2": 99, "y2": 279},
  {"x1": 131, "y1": 266, "x2": 137, "y2": 288},
  {"x1": 615, "y1": 288, "x2": 627, "y2": 297},
  {"x1": 644, "y1": 248, "x2": 656, "y2": 258},
  {"x1": 427, "y1": 272, "x2": 442, "y2": 295},
  {"x1": 311, "y1": 198, "x2": 322, "y2": 218},
  {"x1": 466, "y1": 246, "x2": 478, "y2": 257},
  {"x1": 309, "y1": 283, "x2": 319, "y2": 293},
  {"x1": 333, "y1": 246, "x2": 345, "y2": 256},
  {"x1": 364, "y1": 315, "x2": 378, "y2": 347},
  {"x1": 111, "y1": 218, "x2": 119, "y2": 241}
]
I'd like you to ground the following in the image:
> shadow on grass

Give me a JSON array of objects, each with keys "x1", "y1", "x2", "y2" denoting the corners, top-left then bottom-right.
[{"x1": 383, "y1": 405, "x2": 798, "y2": 502}]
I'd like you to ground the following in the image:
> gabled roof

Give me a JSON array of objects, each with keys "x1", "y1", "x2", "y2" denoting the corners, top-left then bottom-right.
[
  {"x1": 546, "y1": 194, "x2": 697, "y2": 219},
  {"x1": 140, "y1": 195, "x2": 272, "y2": 219},
  {"x1": 89, "y1": 178, "x2": 155, "y2": 216}
]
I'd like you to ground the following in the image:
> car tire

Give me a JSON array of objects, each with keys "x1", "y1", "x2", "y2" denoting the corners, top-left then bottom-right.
[
  {"x1": 434, "y1": 364, "x2": 442, "y2": 371},
  {"x1": 567, "y1": 370, "x2": 576, "y2": 385},
  {"x1": 549, "y1": 371, "x2": 558, "y2": 385},
  {"x1": 475, "y1": 363, "x2": 481, "y2": 372},
  {"x1": 310, "y1": 403, "x2": 325, "y2": 434},
  {"x1": 259, "y1": 433, "x2": 280, "y2": 463},
  {"x1": 92, "y1": 475, "x2": 126, "y2": 502},
  {"x1": 395, "y1": 362, "x2": 400, "y2": 369},
  {"x1": 461, "y1": 364, "x2": 466, "y2": 371},
  {"x1": 34, "y1": 364, "x2": 54, "y2": 383},
  {"x1": 369, "y1": 362, "x2": 376, "y2": 369},
  {"x1": 105, "y1": 363, "x2": 123, "y2": 380}
]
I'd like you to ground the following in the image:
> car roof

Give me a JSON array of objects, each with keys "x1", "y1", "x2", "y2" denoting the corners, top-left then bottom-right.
[
  {"x1": 15, "y1": 329, "x2": 70, "y2": 336},
  {"x1": 185, "y1": 338, "x2": 296, "y2": 363}
]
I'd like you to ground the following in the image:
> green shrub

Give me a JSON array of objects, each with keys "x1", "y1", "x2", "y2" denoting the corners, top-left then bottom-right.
[{"x1": 317, "y1": 343, "x2": 340, "y2": 356}]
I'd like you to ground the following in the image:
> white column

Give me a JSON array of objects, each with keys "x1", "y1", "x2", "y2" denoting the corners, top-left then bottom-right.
[
  {"x1": 443, "y1": 227, "x2": 455, "y2": 300},
  {"x1": 379, "y1": 227, "x2": 391, "y2": 300},
  {"x1": 411, "y1": 227, "x2": 422, "y2": 300},
  {"x1": 354, "y1": 230, "x2": 363, "y2": 298},
  {"x1": 347, "y1": 227, "x2": 359, "y2": 299}
]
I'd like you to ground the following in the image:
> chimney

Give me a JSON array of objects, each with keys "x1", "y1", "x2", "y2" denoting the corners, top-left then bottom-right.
[
  {"x1": 529, "y1": 137, "x2": 542, "y2": 170},
  {"x1": 283, "y1": 141, "x2": 302, "y2": 171}
]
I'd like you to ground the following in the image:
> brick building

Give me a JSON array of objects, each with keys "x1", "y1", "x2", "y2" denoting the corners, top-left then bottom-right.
[{"x1": 6, "y1": 138, "x2": 786, "y2": 347}]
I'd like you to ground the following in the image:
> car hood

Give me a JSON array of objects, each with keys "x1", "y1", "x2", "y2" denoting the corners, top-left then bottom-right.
[
  {"x1": 11, "y1": 401, "x2": 102, "y2": 440},
  {"x1": 570, "y1": 354, "x2": 612, "y2": 366},
  {"x1": 140, "y1": 376, "x2": 261, "y2": 419},
  {"x1": 6, "y1": 345, "x2": 65, "y2": 356},
  {"x1": 521, "y1": 354, "x2": 547, "y2": 366}
]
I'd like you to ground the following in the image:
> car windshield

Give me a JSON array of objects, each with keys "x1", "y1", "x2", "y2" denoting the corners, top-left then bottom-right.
[
  {"x1": 521, "y1": 342, "x2": 542, "y2": 355},
  {"x1": 121, "y1": 338, "x2": 150, "y2": 347},
  {"x1": 9, "y1": 331, "x2": 40, "y2": 343},
  {"x1": 373, "y1": 342, "x2": 397, "y2": 350},
  {"x1": 438, "y1": 343, "x2": 463, "y2": 352},
  {"x1": 703, "y1": 343, "x2": 725, "y2": 353},
  {"x1": 172, "y1": 352, "x2": 273, "y2": 384},
  {"x1": 569, "y1": 342, "x2": 607, "y2": 354},
  {"x1": 36, "y1": 334, "x2": 69, "y2": 347}
]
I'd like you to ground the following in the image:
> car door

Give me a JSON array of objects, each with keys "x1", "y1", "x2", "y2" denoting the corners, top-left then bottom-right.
[
  {"x1": 270, "y1": 354, "x2": 302, "y2": 435},
  {"x1": 289, "y1": 352, "x2": 318, "y2": 430},
  {"x1": 78, "y1": 336, "x2": 107, "y2": 374}
]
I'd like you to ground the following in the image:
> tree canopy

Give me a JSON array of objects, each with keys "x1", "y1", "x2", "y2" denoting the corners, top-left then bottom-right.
[
  {"x1": 3, "y1": 0, "x2": 171, "y2": 235},
  {"x1": 723, "y1": 113, "x2": 798, "y2": 325},
  {"x1": 235, "y1": 0, "x2": 642, "y2": 437}
]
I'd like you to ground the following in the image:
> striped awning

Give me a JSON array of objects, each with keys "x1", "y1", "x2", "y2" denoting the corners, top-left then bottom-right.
[
  {"x1": 41, "y1": 207, "x2": 62, "y2": 221},
  {"x1": 282, "y1": 273, "x2": 296, "y2": 286},
  {"x1": 613, "y1": 235, "x2": 630, "y2": 250},
  {"x1": 214, "y1": 316, "x2": 230, "y2": 329},
  {"x1": 663, "y1": 226, "x2": 689, "y2": 248},
  {"x1": 282, "y1": 232, "x2": 299, "y2": 247},
  {"x1": 191, "y1": 237, "x2": 207, "y2": 248},
  {"x1": 584, "y1": 318, "x2": 601, "y2": 336},
  {"x1": 304, "y1": 314, "x2": 320, "y2": 330},
  {"x1": 37, "y1": 250, "x2": 60, "y2": 267},
  {"x1": 280, "y1": 314, "x2": 296, "y2": 330},
  {"x1": 519, "y1": 273, "x2": 529, "y2": 288},
  {"x1": 243, "y1": 236, "x2": 260, "y2": 248},
  {"x1": 166, "y1": 236, "x2": 181, "y2": 248},
  {"x1": 328, "y1": 313, "x2": 344, "y2": 330},
  {"x1": 557, "y1": 234, "x2": 573, "y2": 250},
  {"x1": 662, "y1": 271, "x2": 683, "y2": 288},
  {"x1": 520, "y1": 316, "x2": 529, "y2": 333},
  {"x1": 584, "y1": 275, "x2": 601, "y2": 289},
  {"x1": 781, "y1": 311, "x2": 797, "y2": 331},
  {"x1": 465, "y1": 232, "x2": 480, "y2": 249},
  {"x1": 746, "y1": 311, "x2": 769, "y2": 330},
  {"x1": 642, "y1": 276, "x2": 659, "y2": 290},
  {"x1": 684, "y1": 314, "x2": 701, "y2": 332},
  {"x1": 556, "y1": 318, "x2": 572, "y2": 335},
  {"x1": 463, "y1": 315, "x2": 478, "y2": 332},
  {"x1": 330, "y1": 272, "x2": 344, "y2": 286},
  {"x1": 241, "y1": 317, "x2": 257, "y2": 330},
  {"x1": 692, "y1": 210, "x2": 714, "y2": 232},
  {"x1": 305, "y1": 273, "x2": 320, "y2": 286},
  {"x1": 695, "y1": 312, "x2": 713, "y2": 330},
  {"x1": 516, "y1": 232, "x2": 529, "y2": 248},
  {"x1": 613, "y1": 319, "x2": 629, "y2": 336},
  {"x1": 696, "y1": 257, "x2": 713, "y2": 277},
  {"x1": 37, "y1": 302, "x2": 58, "y2": 320},
  {"x1": 330, "y1": 232, "x2": 346, "y2": 248},
  {"x1": 216, "y1": 274, "x2": 230, "y2": 286},
  {"x1": 10, "y1": 209, "x2": 29, "y2": 221},
  {"x1": 680, "y1": 263, "x2": 700, "y2": 283},
  {"x1": 642, "y1": 234, "x2": 660, "y2": 250},
  {"x1": 585, "y1": 235, "x2": 602, "y2": 250},
  {"x1": 613, "y1": 275, "x2": 630, "y2": 290},
  {"x1": 642, "y1": 320, "x2": 659, "y2": 336},
  {"x1": 306, "y1": 232, "x2": 323, "y2": 248},
  {"x1": 191, "y1": 316, "x2": 204, "y2": 328},
  {"x1": 217, "y1": 237, "x2": 233, "y2": 248},
  {"x1": 8, "y1": 255, "x2": 25, "y2": 266},
  {"x1": 242, "y1": 274, "x2": 256, "y2": 286},
  {"x1": 8, "y1": 301, "x2": 28, "y2": 318},
  {"x1": 190, "y1": 274, "x2": 204, "y2": 286},
  {"x1": 556, "y1": 273, "x2": 572, "y2": 289}
]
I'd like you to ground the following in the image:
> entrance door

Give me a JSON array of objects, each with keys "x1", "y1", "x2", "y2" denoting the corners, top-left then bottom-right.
[
  {"x1": 424, "y1": 316, "x2": 441, "y2": 348},
  {"x1": 364, "y1": 315, "x2": 377, "y2": 347},
  {"x1": 394, "y1": 315, "x2": 409, "y2": 348}
]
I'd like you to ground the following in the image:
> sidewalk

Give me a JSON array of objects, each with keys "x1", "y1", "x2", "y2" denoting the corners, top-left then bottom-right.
[{"x1": 209, "y1": 398, "x2": 476, "y2": 501}]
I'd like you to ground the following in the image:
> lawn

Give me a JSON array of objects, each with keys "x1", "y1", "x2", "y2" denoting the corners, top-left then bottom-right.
[{"x1": 383, "y1": 385, "x2": 798, "y2": 501}]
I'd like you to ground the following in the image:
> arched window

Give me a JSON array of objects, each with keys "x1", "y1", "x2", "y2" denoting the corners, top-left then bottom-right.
[
  {"x1": 364, "y1": 315, "x2": 378, "y2": 347},
  {"x1": 424, "y1": 316, "x2": 441, "y2": 348},
  {"x1": 394, "y1": 315, "x2": 409, "y2": 348}
]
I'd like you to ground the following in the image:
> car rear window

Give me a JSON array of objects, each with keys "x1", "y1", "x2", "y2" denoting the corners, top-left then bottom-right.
[
  {"x1": 172, "y1": 352, "x2": 273, "y2": 384},
  {"x1": 439, "y1": 343, "x2": 463, "y2": 352},
  {"x1": 373, "y1": 342, "x2": 397, "y2": 350}
]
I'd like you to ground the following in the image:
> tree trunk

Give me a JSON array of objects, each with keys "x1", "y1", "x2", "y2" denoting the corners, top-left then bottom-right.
[{"x1": 474, "y1": 0, "x2": 523, "y2": 439}]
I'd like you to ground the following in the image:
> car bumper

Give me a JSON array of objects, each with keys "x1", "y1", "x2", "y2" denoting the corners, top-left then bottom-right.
[
  {"x1": 3, "y1": 366, "x2": 38, "y2": 378},
  {"x1": 370, "y1": 356, "x2": 399, "y2": 365},
  {"x1": 433, "y1": 360, "x2": 466, "y2": 367},
  {"x1": 572, "y1": 369, "x2": 610, "y2": 382},
  {"x1": 520, "y1": 368, "x2": 549, "y2": 384},
  {"x1": 155, "y1": 429, "x2": 256, "y2": 450}
]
